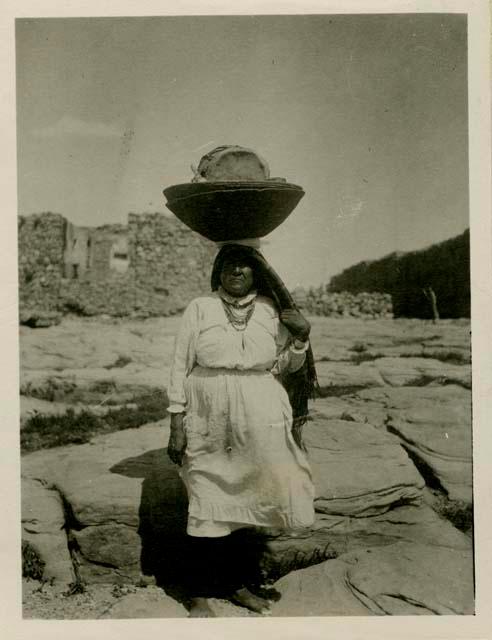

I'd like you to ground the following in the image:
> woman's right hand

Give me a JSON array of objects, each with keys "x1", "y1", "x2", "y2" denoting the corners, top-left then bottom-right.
[{"x1": 167, "y1": 413, "x2": 187, "y2": 466}]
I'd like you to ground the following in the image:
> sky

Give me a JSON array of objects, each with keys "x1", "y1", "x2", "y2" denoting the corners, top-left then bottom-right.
[{"x1": 15, "y1": 14, "x2": 469, "y2": 288}]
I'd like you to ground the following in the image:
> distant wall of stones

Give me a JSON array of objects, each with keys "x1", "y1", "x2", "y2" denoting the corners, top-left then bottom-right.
[
  {"x1": 59, "y1": 277, "x2": 138, "y2": 317},
  {"x1": 298, "y1": 290, "x2": 393, "y2": 318},
  {"x1": 18, "y1": 213, "x2": 66, "y2": 312},
  {"x1": 328, "y1": 230, "x2": 470, "y2": 319},
  {"x1": 18, "y1": 212, "x2": 216, "y2": 319},
  {"x1": 128, "y1": 213, "x2": 215, "y2": 316},
  {"x1": 21, "y1": 212, "x2": 467, "y2": 321}
]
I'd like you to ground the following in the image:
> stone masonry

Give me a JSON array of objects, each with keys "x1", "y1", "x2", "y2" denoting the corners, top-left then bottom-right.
[
  {"x1": 18, "y1": 213, "x2": 67, "y2": 313},
  {"x1": 129, "y1": 213, "x2": 216, "y2": 316},
  {"x1": 18, "y1": 212, "x2": 216, "y2": 319}
]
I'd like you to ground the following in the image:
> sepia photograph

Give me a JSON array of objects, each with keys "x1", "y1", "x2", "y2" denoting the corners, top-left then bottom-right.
[{"x1": 9, "y1": 6, "x2": 488, "y2": 628}]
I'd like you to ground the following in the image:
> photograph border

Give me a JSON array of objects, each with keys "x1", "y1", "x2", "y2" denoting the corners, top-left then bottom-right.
[{"x1": 1, "y1": 1, "x2": 491, "y2": 639}]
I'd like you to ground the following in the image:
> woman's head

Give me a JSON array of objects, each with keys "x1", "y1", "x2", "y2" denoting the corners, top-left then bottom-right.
[
  {"x1": 211, "y1": 244, "x2": 258, "y2": 298},
  {"x1": 219, "y1": 256, "x2": 255, "y2": 298}
]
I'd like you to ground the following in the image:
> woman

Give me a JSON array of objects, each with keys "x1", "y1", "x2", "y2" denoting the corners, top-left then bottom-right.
[{"x1": 167, "y1": 242, "x2": 317, "y2": 617}]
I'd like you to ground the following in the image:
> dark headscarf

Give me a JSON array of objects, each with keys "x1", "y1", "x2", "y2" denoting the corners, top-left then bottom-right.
[{"x1": 211, "y1": 244, "x2": 319, "y2": 447}]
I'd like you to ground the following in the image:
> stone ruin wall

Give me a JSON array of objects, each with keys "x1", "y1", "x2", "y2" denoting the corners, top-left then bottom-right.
[
  {"x1": 60, "y1": 222, "x2": 136, "y2": 317},
  {"x1": 128, "y1": 213, "x2": 216, "y2": 316},
  {"x1": 18, "y1": 211, "x2": 411, "y2": 322},
  {"x1": 18, "y1": 213, "x2": 66, "y2": 313},
  {"x1": 18, "y1": 212, "x2": 216, "y2": 320}
]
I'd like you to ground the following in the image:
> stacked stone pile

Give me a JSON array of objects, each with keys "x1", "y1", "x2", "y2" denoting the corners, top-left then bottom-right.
[{"x1": 297, "y1": 288, "x2": 393, "y2": 318}]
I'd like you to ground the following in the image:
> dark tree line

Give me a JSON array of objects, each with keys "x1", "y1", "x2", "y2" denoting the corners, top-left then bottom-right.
[{"x1": 328, "y1": 230, "x2": 470, "y2": 319}]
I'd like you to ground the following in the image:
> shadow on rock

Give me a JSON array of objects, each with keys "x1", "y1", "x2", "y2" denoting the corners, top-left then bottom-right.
[
  {"x1": 110, "y1": 449, "x2": 190, "y2": 601},
  {"x1": 110, "y1": 449, "x2": 269, "y2": 603}
]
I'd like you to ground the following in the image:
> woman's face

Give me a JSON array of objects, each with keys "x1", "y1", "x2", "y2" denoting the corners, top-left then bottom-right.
[{"x1": 220, "y1": 257, "x2": 255, "y2": 297}]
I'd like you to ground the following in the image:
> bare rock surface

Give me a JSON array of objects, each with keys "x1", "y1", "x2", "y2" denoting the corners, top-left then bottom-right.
[
  {"x1": 73, "y1": 524, "x2": 143, "y2": 583},
  {"x1": 22, "y1": 422, "x2": 175, "y2": 584},
  {"x1": 19, "y1": 317, "x2": 180, "y2": 372},
  {"x1": 22, "y1": 478, "x2": 75, "y2": 584},
  {"x1": 19, "y1": 317, "x2": 178, "y2": 408},
  {"x1": 20, "y1": 396, "x2": 118, "y2": 426},
  {"x1": 315, "y1": 361, "x2": 385, "y2": 392},
  {"x1": 321, "y1": 503, "x2": 471, "y2": 550},
  {"x1": 20, "y1": 401, "x2": 453, "y2": 596},
  {"x1": 306, "y1": 417, "x2": 424, "y2": 517},
  {"x1": 344, "y1": 542, "x2": 474, "y2": 614},
  {"x1": 311, "y1": 317, "x2": 470, "y2": 363},
  {"x1": 269, "y1": 503, "x2": 473, "y2": 617},
  {"x1": 373, "y1": 356, "x2": 471, "y2": 388},
  {"x1": 272, "y1": 558, "x2": 372, "y2": 616},
  {"x1": 22, "y1": 413, "x2": 427, "y2": 586},
  {"x1": 272, "y1": 539, "x2": 474, "y2": 616},
  {"x1": 355, "y1": 386, "x2": 472, "y2": 502},
  {"x1": 20, "y1": 317, "x2": 470, "y2": 407},
  {"x1": 262, "y1": 502, "x2": 470, "y2": 585},
  {"x1": 314, "y1": 356, "x2": 469, "y2": 398},
  {"x1": 98, "y1": 588, "x2": 188, "y2": 618},
  {"x1": 20, "y1": 316, "x2": 473, "y2": 617},
  {"x1": 309, "y1": 395, "x2": 389, "y2": 429},
  {"x1": 21, "y1": 365, "x2": 166, "y2": 405},
  {"x1": 21, "y1": 396, "x2": 76, "y2": 424},
  {"x1": 357, "y1": 384, "x2": 471, "y2": 406},
  {"x1": 22, "y1": 581, "x2": 187, "y2": 619},
  {"x1": 387, "y1": 406, "x2": 472, "y2": 502}
]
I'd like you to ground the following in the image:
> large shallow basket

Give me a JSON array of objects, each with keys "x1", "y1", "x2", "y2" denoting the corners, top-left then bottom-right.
[{"x1": 163, "y1": 181, "x2": 305, "y2": 242}]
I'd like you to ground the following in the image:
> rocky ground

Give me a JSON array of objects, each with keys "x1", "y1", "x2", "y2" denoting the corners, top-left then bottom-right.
[{"x1": 20, "y1": 315, "x2": 473, "y2": 618}]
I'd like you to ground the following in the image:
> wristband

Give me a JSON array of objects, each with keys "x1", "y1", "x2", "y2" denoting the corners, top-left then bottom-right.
[
  {"x1": 167, "y1": 404, "x2": 186, "y2": 414},
  {"x1": 291, "y1": 338, "x2": 309, "y2": 353}
]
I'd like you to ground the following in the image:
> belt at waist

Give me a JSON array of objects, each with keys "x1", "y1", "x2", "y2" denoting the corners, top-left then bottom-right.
[{"x1": 190, "y1": 365, "x2": 274, "y2": 378}]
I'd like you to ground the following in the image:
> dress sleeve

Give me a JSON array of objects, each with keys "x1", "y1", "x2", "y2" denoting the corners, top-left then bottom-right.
[
  {"x1": 272, "y1": 318, "x2": 309, "y2": 375},
  {"x1": 167, "y1": 299, "x2": 200, "y2": 410}
]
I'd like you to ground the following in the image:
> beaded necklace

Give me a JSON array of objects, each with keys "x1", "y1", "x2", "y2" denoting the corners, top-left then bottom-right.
[{"x1": 218, "y1": 287, "x2": 257, "y2": 332}]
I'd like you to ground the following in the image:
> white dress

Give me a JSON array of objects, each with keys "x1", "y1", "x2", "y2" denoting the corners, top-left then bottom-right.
[{"x1": 168, "y1": 292, "x2": 315, "y2": 537}]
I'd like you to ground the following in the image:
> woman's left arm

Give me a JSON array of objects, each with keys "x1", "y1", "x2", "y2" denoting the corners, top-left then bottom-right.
[{"x1": 274, "y1": 309, "x2": 311, "y2": 374}]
